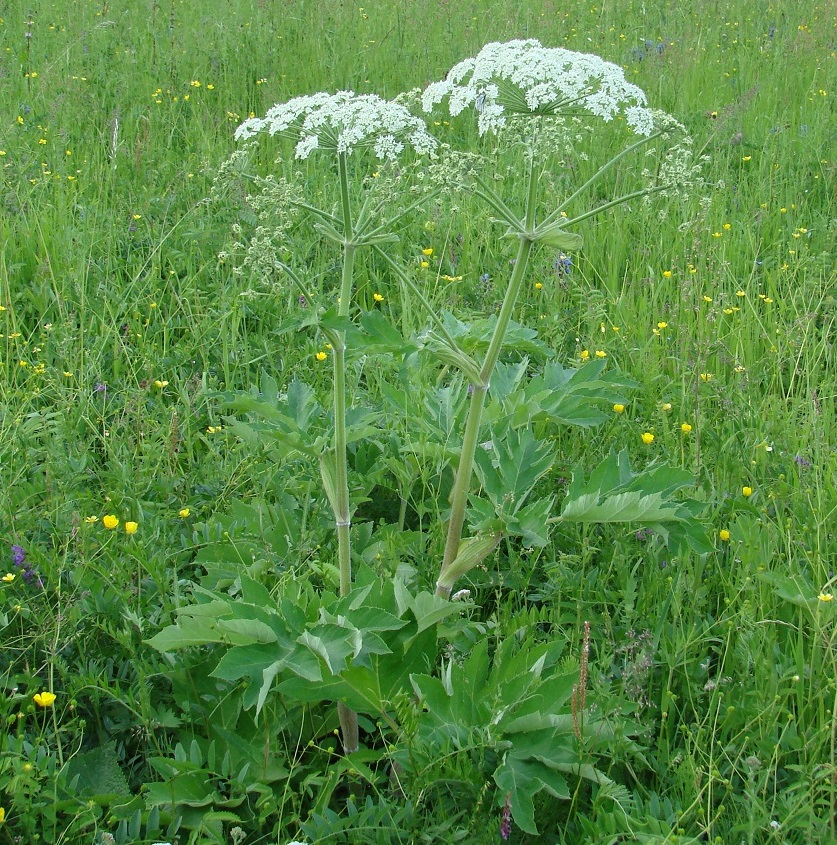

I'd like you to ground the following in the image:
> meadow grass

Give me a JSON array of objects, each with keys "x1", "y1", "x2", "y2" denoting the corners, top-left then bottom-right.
[{"x1": 0, "y1": 0, "x2": 835, "y2": 843}]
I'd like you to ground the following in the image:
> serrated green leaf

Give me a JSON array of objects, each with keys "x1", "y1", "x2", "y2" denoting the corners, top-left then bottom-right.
[
  {"x1": 474, "y1": 427, "x2": 555, "y2": 512},
  {"x1": 409, "y1": 591, "x2": 463, "y2": 633},
  {"x1": 359, "y1": 311, "x2": 417, "y2": 356},
  {"x1": 493, "y1": 756, "x2": 570, "y2": 834},
  {"x1": 299, "y1": 625, "x2": 361, "y2": 674},
  {"x1": 510, "y1": 497, "x2": 553, "y2": 546},
  {"x1": 210, "y1": 642, "x2": 287, "y2": 682},
  {"x1": 145, "y1": 771, "x2": 220, "y2": 808},
  {"x1": 146, "y1": 617, "x2": 233, "y2": 652},
  {"x1": 531, "y1": 223, "x2": 583, "y2": 251},
  {"x1": 561, "y1": 490, "x2": 679, "y2": 523},
  {"x1": 236, "y1": 573, "x2": 274, "y2": 607},
  {"x1": 557, "y1": 451, "x2": 709, "y2": 553},
  {"x1": 215, "y1": 617, "x2": 278, "y2": 644},
  {"x1": 255, "y1": 660, "x2": 285, "y2": 716},
  {"x1": 285, "y1": 378, "x2": 320, "y2": 430},
  {"x1": 489, "y1": 359, "x2": 530, "y2": 402}
]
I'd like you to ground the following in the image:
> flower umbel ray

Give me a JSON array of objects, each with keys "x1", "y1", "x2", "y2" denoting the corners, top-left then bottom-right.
[
  {"x1": 235, "y1": 91, "x2": 437, "y2": 161},
  {"x1": 422, "y1": 39, "x2": 654, "y2": 136}
]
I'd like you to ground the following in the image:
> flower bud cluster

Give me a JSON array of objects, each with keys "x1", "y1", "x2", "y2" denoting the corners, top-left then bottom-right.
[
  {"x1": 235, "y1": 91, "x2": 437, "y2": 161},
  {"x1": 422, "y1": 39, "x2": 654, "y2": 136}
]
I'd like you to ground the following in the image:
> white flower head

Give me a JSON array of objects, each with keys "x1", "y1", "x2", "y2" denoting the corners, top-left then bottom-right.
[
  {"x1": 423, "y1": 39, "x2": 654, "y2": 136},
  {"x1": 235, "y1": 91, "x2": 437, "y2": 161}
]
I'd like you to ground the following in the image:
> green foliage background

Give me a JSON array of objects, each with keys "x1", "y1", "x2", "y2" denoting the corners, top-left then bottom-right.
[{"x1": 0, "y1": 0, "x2": 835, "y2": 843}]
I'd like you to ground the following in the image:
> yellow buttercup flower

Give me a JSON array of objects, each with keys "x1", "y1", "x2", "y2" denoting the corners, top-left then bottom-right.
[
  {"x1": 422, "y1": 247, "x2": 433, "y2": 256},
  {"x1": 103, "y1": 514, "x2": 119, "y2": 530},
  {"x1": 595, "y1": 350, "x2": 607, "y2": 358},
  {"x1": 33, "y1": 691, "x2": 57, "y2": 708},
  {"x1": 315, "y1": 351, "x2": 327, "y2": 362},
  {"x1": 661, "y1": 403, "x2": 672, "y2": 412},
  {"x1": 742, "y1": 486, "x2": 753, "y2": 497},
  {"x1": 819, "y1": 593, "x2": 833, "y2": 602},
  {"x1": 662, "y1": 270, "x2": 672, "y2": 278},
  {"x1": 641, "y1": 432, "x2": 655, "y2": 445},
  {"x1": 125, "y1": 521, "x2": 138, "y2": 535},
  {"x1": 719, "y1": 529, "x2": 731, "y2": 542},
  {"x1": 613, "y1": 404, "x2": 625, "y2": 414},
  {"x1": 178, "y1": 508, "x2": 191, "y2": 518},
  {"x1": 579, "y1": 350, "x2": 590, "y2": 361},
  {"x1": 681, "y1": 422, "x2": 692, "y2": 433},
  {"x1": 0, "y1": 806, "x2": 5, "y2": 823},
  {"x1": 2, "y1": 573, "x2": 15, "y2": 582},
  {"x1": 372, "y1": 292, "x2": 384, "y2": 302}
]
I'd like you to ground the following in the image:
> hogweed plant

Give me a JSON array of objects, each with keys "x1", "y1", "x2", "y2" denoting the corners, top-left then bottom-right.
[
  {"x1": 226, "y1": 91, "x2": 442, "y2": 753},
  {"x1": 421, "y1": 40, "x2": 707, "y2": 597},
  {"x1": 152, "y1": 39, "x2": 711, "y2": 837}
]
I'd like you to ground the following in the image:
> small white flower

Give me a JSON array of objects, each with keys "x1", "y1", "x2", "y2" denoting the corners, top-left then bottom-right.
[
  {"x1": 423, "y1": 39, "x2": 654, "y2": 136},
  {"x1": 235, "y1": 91, "x2": 437, "y2": 161}
]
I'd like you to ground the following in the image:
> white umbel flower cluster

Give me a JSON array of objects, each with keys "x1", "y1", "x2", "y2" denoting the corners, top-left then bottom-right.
[
  {"x1": 235, "y1": 91, "x2": 438, "y2": 161},
  {"x1": 422, "y1": 39, "x2": 654, "y2": 136}
]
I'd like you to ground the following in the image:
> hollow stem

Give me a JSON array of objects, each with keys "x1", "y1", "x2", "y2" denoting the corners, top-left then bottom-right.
[
  {"x1": 334, "y1": 150, "x2": 359, "y2": 752},
  {"x1": 436, "y1": 153, "x2": 538, "y2": 596}
]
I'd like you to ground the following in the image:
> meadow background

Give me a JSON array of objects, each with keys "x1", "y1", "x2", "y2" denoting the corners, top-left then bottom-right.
[{"x1": 0, "y1": 0, "x2": 835, "y2": 843}]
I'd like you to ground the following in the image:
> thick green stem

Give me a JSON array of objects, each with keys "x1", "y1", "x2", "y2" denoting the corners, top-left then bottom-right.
[
  {"x1": 334, "y1": 152, "x2": 355, "y2": 598},
  {"x1": 334, "y1": 151, "x2": 359, "y2": 753},
  {"x1": 333, "y1": 308, "x2": 352, "y2": 600},
  {"x1": 436, "y1": 156, "x2": 539, "y2": 597},
  {"x1": 437, "y1": 382, "x2": 488, "y2": 595}
]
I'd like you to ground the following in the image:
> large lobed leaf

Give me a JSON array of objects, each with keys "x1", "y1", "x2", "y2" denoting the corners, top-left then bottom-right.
[{"x1": 556, "y1": 450, "x2": 711, "y2": 554}]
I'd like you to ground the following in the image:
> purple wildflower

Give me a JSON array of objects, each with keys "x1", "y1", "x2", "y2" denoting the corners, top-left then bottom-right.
[
  {"x1": 554, "y1": 253, "x2": 573, "y2": 278},
  {"x1": 794, "y1": 454, "x2": 811, "y2": 470},
  {"x1": 10, "y1": 544, "x2": 43, "y2": 588},
  {"x1": 500, "y1": 793, "x2": 512, "y2": 840}
]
